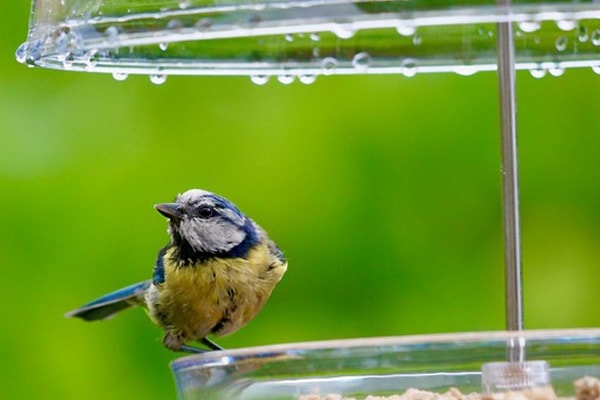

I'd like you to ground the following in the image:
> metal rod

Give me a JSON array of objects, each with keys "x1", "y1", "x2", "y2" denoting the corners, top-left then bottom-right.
[{"x1": 496, "y1": 0, "x2": 524, "y2": 361}]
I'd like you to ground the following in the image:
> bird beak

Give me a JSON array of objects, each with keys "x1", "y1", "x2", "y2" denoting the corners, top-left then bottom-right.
[{"x1": 154, "y1": 203, "x2": 184, "y2": 219}]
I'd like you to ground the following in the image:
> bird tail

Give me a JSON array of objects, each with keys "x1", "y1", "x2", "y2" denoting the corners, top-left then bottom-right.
[{"x1": 65, "y1": 281, "x2": 151, "y2": 321}]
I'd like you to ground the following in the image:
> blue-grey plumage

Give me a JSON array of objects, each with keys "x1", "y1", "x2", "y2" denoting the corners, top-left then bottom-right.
[
  {"x1": 66, "y1": 189, "x2": 287, "y2": 353},
  {"x1": 64, "y1": 281, "x2": 150, "y2": 321}
]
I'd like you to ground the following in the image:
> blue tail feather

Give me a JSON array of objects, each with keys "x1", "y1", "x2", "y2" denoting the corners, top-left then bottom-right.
[{"x1": 65, "y1": 281, "x2": 151, "y2": 321}]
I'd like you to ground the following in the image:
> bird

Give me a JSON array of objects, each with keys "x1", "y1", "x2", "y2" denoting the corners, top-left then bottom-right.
[{"x1": 65, "y1": 189, "x2": 287, "y2": 353}]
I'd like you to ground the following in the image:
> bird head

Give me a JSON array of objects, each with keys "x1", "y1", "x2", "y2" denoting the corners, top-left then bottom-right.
[{"x1": 155, "y1": 189, "x2": 258, "y2": 259}]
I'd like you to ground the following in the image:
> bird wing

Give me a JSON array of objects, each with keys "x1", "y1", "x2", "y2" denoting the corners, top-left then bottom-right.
[
  {"x1": 152, "y1": 246, "x2": 167, "y2": 285},
  {"x1": 65, "y1": 280, "x2": 151, "y2": 321}
]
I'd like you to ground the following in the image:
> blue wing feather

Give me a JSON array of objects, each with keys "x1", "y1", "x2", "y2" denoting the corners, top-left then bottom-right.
[
  {"x1": 65, "y1": 280, "x2": 151, "y2": 321},
  {"x1": 153, "y1": 247, "x2": 167, "y2": 285}
]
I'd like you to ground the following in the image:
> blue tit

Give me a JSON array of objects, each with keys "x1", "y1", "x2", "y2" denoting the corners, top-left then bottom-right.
[{"x1": 66, "y1": 189, "x2": 287, "y2": 353}]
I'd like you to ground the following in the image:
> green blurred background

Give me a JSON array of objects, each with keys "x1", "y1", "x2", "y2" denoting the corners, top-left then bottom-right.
[{"x1": 2, "y1": 2, "x2": 599, "y2": 399}]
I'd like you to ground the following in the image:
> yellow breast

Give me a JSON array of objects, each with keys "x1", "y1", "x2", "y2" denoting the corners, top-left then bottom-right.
[{"x1": 147, "y1": 243, "x2": 286, "y2": 342}]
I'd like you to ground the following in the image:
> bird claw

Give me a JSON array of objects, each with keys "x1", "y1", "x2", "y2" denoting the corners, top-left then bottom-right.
[
  {"x1": 178, "y1": 344, "x2": 208, "y2": 353},
  {"x1": 201, "y1": 337, "x2": 224, "y2": 351},
  {"x1": 177, "y1": 339, "x2": 224, "y2": 353}
]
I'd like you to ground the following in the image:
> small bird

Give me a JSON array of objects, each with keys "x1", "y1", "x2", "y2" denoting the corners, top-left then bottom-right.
[{"x1": 66, "y1": 189, "x2": 287, "y2": 353}]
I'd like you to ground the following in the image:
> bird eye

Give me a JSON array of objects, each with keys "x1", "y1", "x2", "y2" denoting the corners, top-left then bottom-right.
[{"x1": 197, "y1": 206, "x2": 214, "y2": 218}]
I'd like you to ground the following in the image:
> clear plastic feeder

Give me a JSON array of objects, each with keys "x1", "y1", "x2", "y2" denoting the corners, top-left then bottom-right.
[
  {"x1": 171, "y1": 329, "x2": 600, "y2": 399},
  {"x1": 16, "y1": 0, "x2": 600, "y2": 79},
  {"x1": 17, "y1": 2, "x2": 599, "y2": 400}
]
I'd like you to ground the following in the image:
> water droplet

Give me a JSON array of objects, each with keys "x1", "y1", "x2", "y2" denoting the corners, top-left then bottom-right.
[
  {"x1": 299, "y1": 74, "x2": 316, "y2": 85},
  {"x1": 518, "y1": 20, "x2": 541, "y2": 33},
  {"x1": 578, "y1": 26, "x2": 588, "y2": 42},
  {"x1": 555, "y1": 36, "x2": 567, "y2": 52},
  {"x1": 454, "y1": 65, "x2": 478, "y2": 76},
  {"x1": 167, "y1": 19, "x2": 184, "y2": 30},
  {"x1": 62, "y1": 52, "x2": 75, "y2": 70},
  {"x1": 70, "y1": 33, "x2": 84, "y2": 51},
  {"x1": 60, "y1": 0, "x2": 66, "y2": 6},
  {"x1": 412, "y1": 33, "x2": 422, "y2": 46},
  {"x1": 56, "y1": 32, "x2": 69, "y2": 54},
  {"x1": 150, "y1": 74, "x2": 167, "y2": 85},
  {"x1": 159, "y1": 42, "x2": 168, "y2": 51},
  {"x1": 247, "y1": 14, "x2": 262, "y2": 25},
  {"x1": 179, "y1": 0, "x2": 190, "y2": 9},
  {"x1": 321, "y1": 57, "x2": 338, "y2": 75},
  {"x1": 277, "y1": 75, "x2": 295, "y2": 85},
  {"x1": 104, "y1": 26, "x2": 120, "y2": 44},
  {"x1": 548, "y1": 63, "x2": 564, "y2": 77},
  {"x1": 591, "y1": 30, "x2": 600, "y2": 46},
  {"x1": 284, "y1": 34, "x2": 294, "y2": 42},
  {"x1": 310, "y1": 33, "x2": 320, "y2": 42},
  {"x1": 250, "y1": 75, "x2": 269, "y2": 85},
  {"x1": 592, "y1": 65, "x2": 600, "y2": 75},
  {"x1": 112, "y1": 71, "x2": 129, "y2": 81},
  {"x1": 557, "y1": 19, "x2": 576, "y2": 32},
  {"x1": 195, "y1": 18, "x2": 212, "y2": 30},
  {"x1": 401, "y1": 58, "x2": 417, "y2": 77},
  {"x1": 529, "y1": 65, "x2": 546, "y2": 78},
  {"x1": 352, "y1": 52, "x2": 371, "y2": 72},
  {"x1": 332, "y1": 24, "x2": 355, "y2": 39},
  {"x1": 396, "y1": 23, "x2": 416, "y2": 36},
  {"x1": 20, "y1": 40, "x2": 42, "y2": 66},
  {"x1": 15, "y1": 43, "x2": 27, "y2": 64},
  {"x1": 84, "y1": 49, "x2": 100, "y2": 70}
]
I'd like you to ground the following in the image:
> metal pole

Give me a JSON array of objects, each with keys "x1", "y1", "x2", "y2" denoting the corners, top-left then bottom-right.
[{"x1": 496, "y1": 0, "x2": 524, "y2": 361}]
